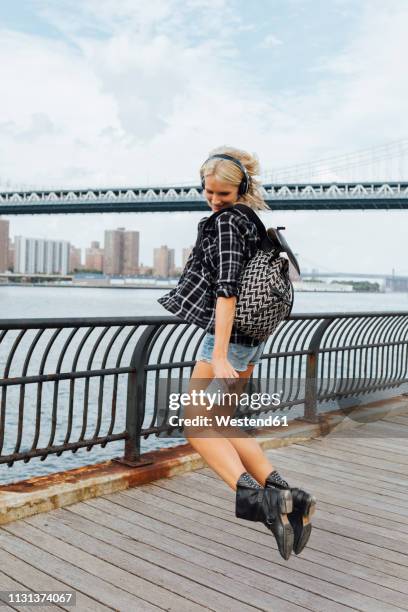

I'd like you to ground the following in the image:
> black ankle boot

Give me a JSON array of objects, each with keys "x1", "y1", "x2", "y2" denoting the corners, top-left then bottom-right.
[
  {"x1": 290, "y1": 488, "x2": 316, "y2": 555},
  {"x1": 235, "y1": 473, "x2": 294, "y2": 560},
  {"x1": 265, "y1": 472, "x2": 316, "y2": 555}
]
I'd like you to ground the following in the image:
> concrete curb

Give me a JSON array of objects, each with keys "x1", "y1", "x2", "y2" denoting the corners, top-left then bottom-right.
[{"x1": 0, "y1": 395, "x2": 406, "y2": 525}]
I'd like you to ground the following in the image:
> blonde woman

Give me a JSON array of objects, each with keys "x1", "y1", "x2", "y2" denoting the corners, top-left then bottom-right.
[{"x1": 159, "y1": 147, "x2": 315, "y2": 560}]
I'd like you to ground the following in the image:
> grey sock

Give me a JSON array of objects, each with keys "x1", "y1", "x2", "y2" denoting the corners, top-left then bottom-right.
[
  {"x1": 238, "y1": 472, "x2": 261, "y2": 489},
  {"x1": 267, "y1": 470, "x2": 289, "y2": 489}
]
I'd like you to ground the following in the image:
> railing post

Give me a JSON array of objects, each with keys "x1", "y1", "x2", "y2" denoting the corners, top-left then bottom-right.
[
  {"x1": 115, "y1": 324, "x2": 158, "y2": 467},
  {"x1": 304, "y1": 318, "x2": 334, "y2": 422}
]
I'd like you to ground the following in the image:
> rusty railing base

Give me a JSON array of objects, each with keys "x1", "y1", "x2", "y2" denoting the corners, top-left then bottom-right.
[{"x1": 112, "y1": 456, "x2": 154, "y2": 468}]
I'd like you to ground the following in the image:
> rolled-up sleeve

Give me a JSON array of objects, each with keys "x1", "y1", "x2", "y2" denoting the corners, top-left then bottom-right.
[{"x1": 214, "y1": 215, "x2": 245, "y2": 298}]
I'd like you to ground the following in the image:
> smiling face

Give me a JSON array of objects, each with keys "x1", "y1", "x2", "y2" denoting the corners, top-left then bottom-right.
[{"x1": 203, "y1": 175, "x2": 239, "y2": 213}]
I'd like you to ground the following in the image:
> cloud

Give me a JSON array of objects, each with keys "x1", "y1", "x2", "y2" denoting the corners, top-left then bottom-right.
[
  {"x1": 2, "y1": 0, "x2": 408, "y2": 187},
  {"x1": 1, "y1": 0, "x2": 408, "y2": 273},
  {"x1": 259, "y1": 34, "x2": 283, "y2": 49}
]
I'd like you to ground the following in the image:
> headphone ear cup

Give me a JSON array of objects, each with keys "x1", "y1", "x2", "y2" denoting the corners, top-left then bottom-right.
[{"x1": 239, "y1": 177, "x2": 248, "y2": 196}]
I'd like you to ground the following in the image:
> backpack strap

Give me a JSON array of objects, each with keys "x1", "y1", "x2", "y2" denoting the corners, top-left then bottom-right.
[
  {"x1": 233, "y1": 205, "x2": 301, "y2": 276},
  {"x1": 194, "y1": 204, "x2": 300, "y2": 276}
]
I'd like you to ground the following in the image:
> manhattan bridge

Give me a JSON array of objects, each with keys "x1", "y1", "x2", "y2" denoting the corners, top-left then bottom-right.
[{"x1": 1, "y1": 139, "x2": 408, "y2": 215}]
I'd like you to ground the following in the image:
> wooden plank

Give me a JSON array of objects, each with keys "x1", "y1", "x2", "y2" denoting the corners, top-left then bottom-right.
[
  {"x1": 169, "y1": 470, "x2": 408, "y2": 559},
  {"x1": 200, "y1": 455, "x2": 408, "y2": 506},
  {"x1": 192, "y1": 466, "x2": 408, "y2": 530},
  {"x1": 262, "y1": 464, "x2": 408, "y2": 533},
  {"x1": 3, "y1": 520, "x2": 204, "y2": 612},
  {"x1": 265, "y1": 443, "x2": 408, "y2": 493},
  {"x1": 330, "y1": 436, "x2": 408, "y2": 455},
  {"x1": 261, "y1": 452, "x2": 408, "y2": 512},
  {"x1": 382, "y1": 416, "x2": 408, "y2": 426},
  {"x1": 2, "y1": 413, "x2": 407, "y2": 612},
  {"x1": 81, "y1": 498, "x2": 390, "y2": 609},
  {"x1": 146, "y1": 480, "x2": 408, "y2": 593},
  {"x1": 292, "y1": 439, "x2": 408, "y2": 475},
  {"x1": 79, "y1": 494, "x2": 406, "y2": 610},
  {"x1": 118, "y1": 484, "x2": 408, "y2": 610},
  {"x1": 23, "y1": 512, "x2": 256, "y2": 612},
  {"x1": 0, "y1": 549, "x2": 110, "y2": 611},
  {"x1": 152, "y1": 472, "x2": 408, "y2": 578},
  {"x1": 0, "y1": 529, "x2": 160, "y2": 612},
  {"x1": 260, "y1": 458, "x2": 408, "y2": 525},
  {"x1": 267, "y1": 446, "x2": 406, "y2": 493},
  {"x1": 26, "y1": 507, "x2": 298, "y2": 610},
  {"x1": 152, "y1": 474, "x2": 408, "y2": 541},
  {"x1": 146, "y1": 478, "x2": 408, "y2": 556},
  {"x1": 310, "y1": 437, "x2": 408, "y2": 465},
  {"x1": 349, "y1": 419, "x2": 408, "y2": 437},
  {"x1": 138, "y1": 474, "x2": 408, "y2": 550},
  {"x1": 65, "y1": 501, "x2": 325, "y2": 612}
]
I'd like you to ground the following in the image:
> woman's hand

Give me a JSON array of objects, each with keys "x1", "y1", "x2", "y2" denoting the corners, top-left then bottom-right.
[
  {"x1": 211, "y1": 355, "x2": 239, "y2": 381},
  {"x1": 212, "y1": 296, "x2": 238, "y2": 382}
]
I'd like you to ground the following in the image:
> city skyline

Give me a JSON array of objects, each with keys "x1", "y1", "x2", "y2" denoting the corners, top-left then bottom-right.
[
  {"x1": 0, "y1": 217, "x2": 195, "y2": 274},
  {"x1": 2, "y1": 211, "x2": 408, "y2": 277}
]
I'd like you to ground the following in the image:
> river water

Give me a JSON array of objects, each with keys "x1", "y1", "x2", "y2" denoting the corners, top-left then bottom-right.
[
  {"x1": 1, "y1": 286, "x2": 407, "y2": 484},
  {"x1": 1, "y1": 284, "x2": 408, "y2": 319}
]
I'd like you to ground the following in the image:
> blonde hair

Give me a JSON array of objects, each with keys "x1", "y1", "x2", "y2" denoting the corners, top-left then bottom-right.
[{"x1": 200, "y1": 145, "x2": 269, "y2": 211}]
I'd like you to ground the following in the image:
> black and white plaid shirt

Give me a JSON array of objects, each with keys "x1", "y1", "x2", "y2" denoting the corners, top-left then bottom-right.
[{"x1": 158, "y1": 206, "x2": 261, "y2": 346}]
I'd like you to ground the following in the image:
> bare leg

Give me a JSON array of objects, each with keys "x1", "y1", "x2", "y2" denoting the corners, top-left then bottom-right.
[
  {"x1": 226, "y1": 364, "x2": 278, "y2": 486},
  {"x1": 185, "y1": 360, "x2": 276, "y2": 490},
  {"x1": 187, "y1": 433, "x2": 246, "y2": 490}
]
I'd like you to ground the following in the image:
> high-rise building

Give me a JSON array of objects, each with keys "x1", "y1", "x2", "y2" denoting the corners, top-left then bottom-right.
[
  {"x1": 123, "y1": 231, "x2": 139, "y2": 275},
  {"x1": 69, "y1": 246, "x2": 82, "y2": 272},
  {"x1": 153, "y1": 245, "x2": 175, "y2": 277},
  {"x1": 103, "y1": 228, "x2": 139, "y2": 276},
  {"x1": 14, "y1": 237, "x2": 70, "y2": 274},
  {"x1": 85, "y1": 240, "x2": 104, "y2": 272},
  {"x1": 0, "y1": 218, "x2": 10, "y2": 272},
  {"x1": 182, "y1": 246, "x2": 194, "y2": 267},
  {"x1": 8, "y1": 239, "x2": 14, "y2": 272}
]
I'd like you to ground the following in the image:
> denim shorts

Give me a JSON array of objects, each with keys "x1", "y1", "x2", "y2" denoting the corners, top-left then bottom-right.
[{"x1": 197, "y1": 333, "x2": 265, "y2": 372}]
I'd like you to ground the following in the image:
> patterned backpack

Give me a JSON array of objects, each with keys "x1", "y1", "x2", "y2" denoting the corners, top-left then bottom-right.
[{"x1": 203, "y1": 204, "x2": 299, "y2": 341}]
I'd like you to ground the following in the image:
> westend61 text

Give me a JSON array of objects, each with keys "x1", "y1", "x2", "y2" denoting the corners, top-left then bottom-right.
[
  {"x1": 167, "y1": 414, "x2": 289, "y2": 427},
  {"x1": 168, "y1": 390, "x2": 281, "y2": 411}
]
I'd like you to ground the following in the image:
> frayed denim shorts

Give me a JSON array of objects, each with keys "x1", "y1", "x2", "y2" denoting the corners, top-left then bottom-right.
[{"x1": 197, "y1": 333, "x2": 265, "y2": 372}]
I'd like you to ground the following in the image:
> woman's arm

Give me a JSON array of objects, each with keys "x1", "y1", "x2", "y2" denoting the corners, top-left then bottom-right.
[
  {"x1": 211, "y1": 212, "x2": 247, "y2": 379},
  {"x1": 212, "y1": 296, "x2": 239, "y2": 379}
]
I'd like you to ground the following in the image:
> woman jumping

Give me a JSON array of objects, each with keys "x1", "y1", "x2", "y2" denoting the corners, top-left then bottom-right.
[{"x1": 159, "y1": 146, "x2": 315, "y2": 560}]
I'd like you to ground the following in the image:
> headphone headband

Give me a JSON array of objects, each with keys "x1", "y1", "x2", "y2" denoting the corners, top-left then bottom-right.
[{"x1": 200, "y1": 153, "x2": 251, "y2": 196}]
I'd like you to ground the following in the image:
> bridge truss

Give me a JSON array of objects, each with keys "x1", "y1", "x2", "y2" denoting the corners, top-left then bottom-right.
[{"x1": 1, "y1": 181, "x2": 408, "y2": 214}]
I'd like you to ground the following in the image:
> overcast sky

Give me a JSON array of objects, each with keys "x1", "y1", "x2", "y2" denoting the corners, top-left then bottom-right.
[{"x1": 1, "y1": 0, "x2": 408, "y2": 272}]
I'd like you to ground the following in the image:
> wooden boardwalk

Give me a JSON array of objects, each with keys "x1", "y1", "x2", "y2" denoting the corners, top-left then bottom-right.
[{"x1": 1, "y1": 412, "x2": 408, "y2": 611}]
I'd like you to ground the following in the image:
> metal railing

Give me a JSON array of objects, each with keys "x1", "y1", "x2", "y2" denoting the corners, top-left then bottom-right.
[{"x1": 0, "y1": 312, "x2": 407, "y2": 468}]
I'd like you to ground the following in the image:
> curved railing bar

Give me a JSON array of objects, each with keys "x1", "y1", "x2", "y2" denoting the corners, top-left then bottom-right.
[
  {"x1": 15, "y1": 329, "x2": 45, "y2": 459},
  {"x1": 106, "y1": 325, "x2": 140, "y2": 438},
  {"x1": 394, "y1": 316, "x2": 408, "y2": 383},
  {"x1": 32, "y1": 328, "x2": 63, "y2": 452},
  {"x1": 340, "y1": 316, "x2": 368, "y2": 395},
  {"x1": 377, "y1": 316, "x2": 402, "y2": 387},
  {"x1": 46, "y1": 327, "x2": 80, "y2": 457},
  {"x1": 62, "y1": 326, "x2": 99, "y2": 450},
  {"x1": 154, "y1": 323, "x2": 192, "y2": 434},
  {"x1": 93, "y1": 325, "x2": 127, "y2": 445},
  {"x1": 1, "y1": 329, "x2": 27, "y2": 461}
]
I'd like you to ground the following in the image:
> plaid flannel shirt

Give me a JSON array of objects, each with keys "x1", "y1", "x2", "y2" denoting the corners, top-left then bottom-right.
[{"x1": 158, "y1": 206, "x2": 261, "y2": 346}]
